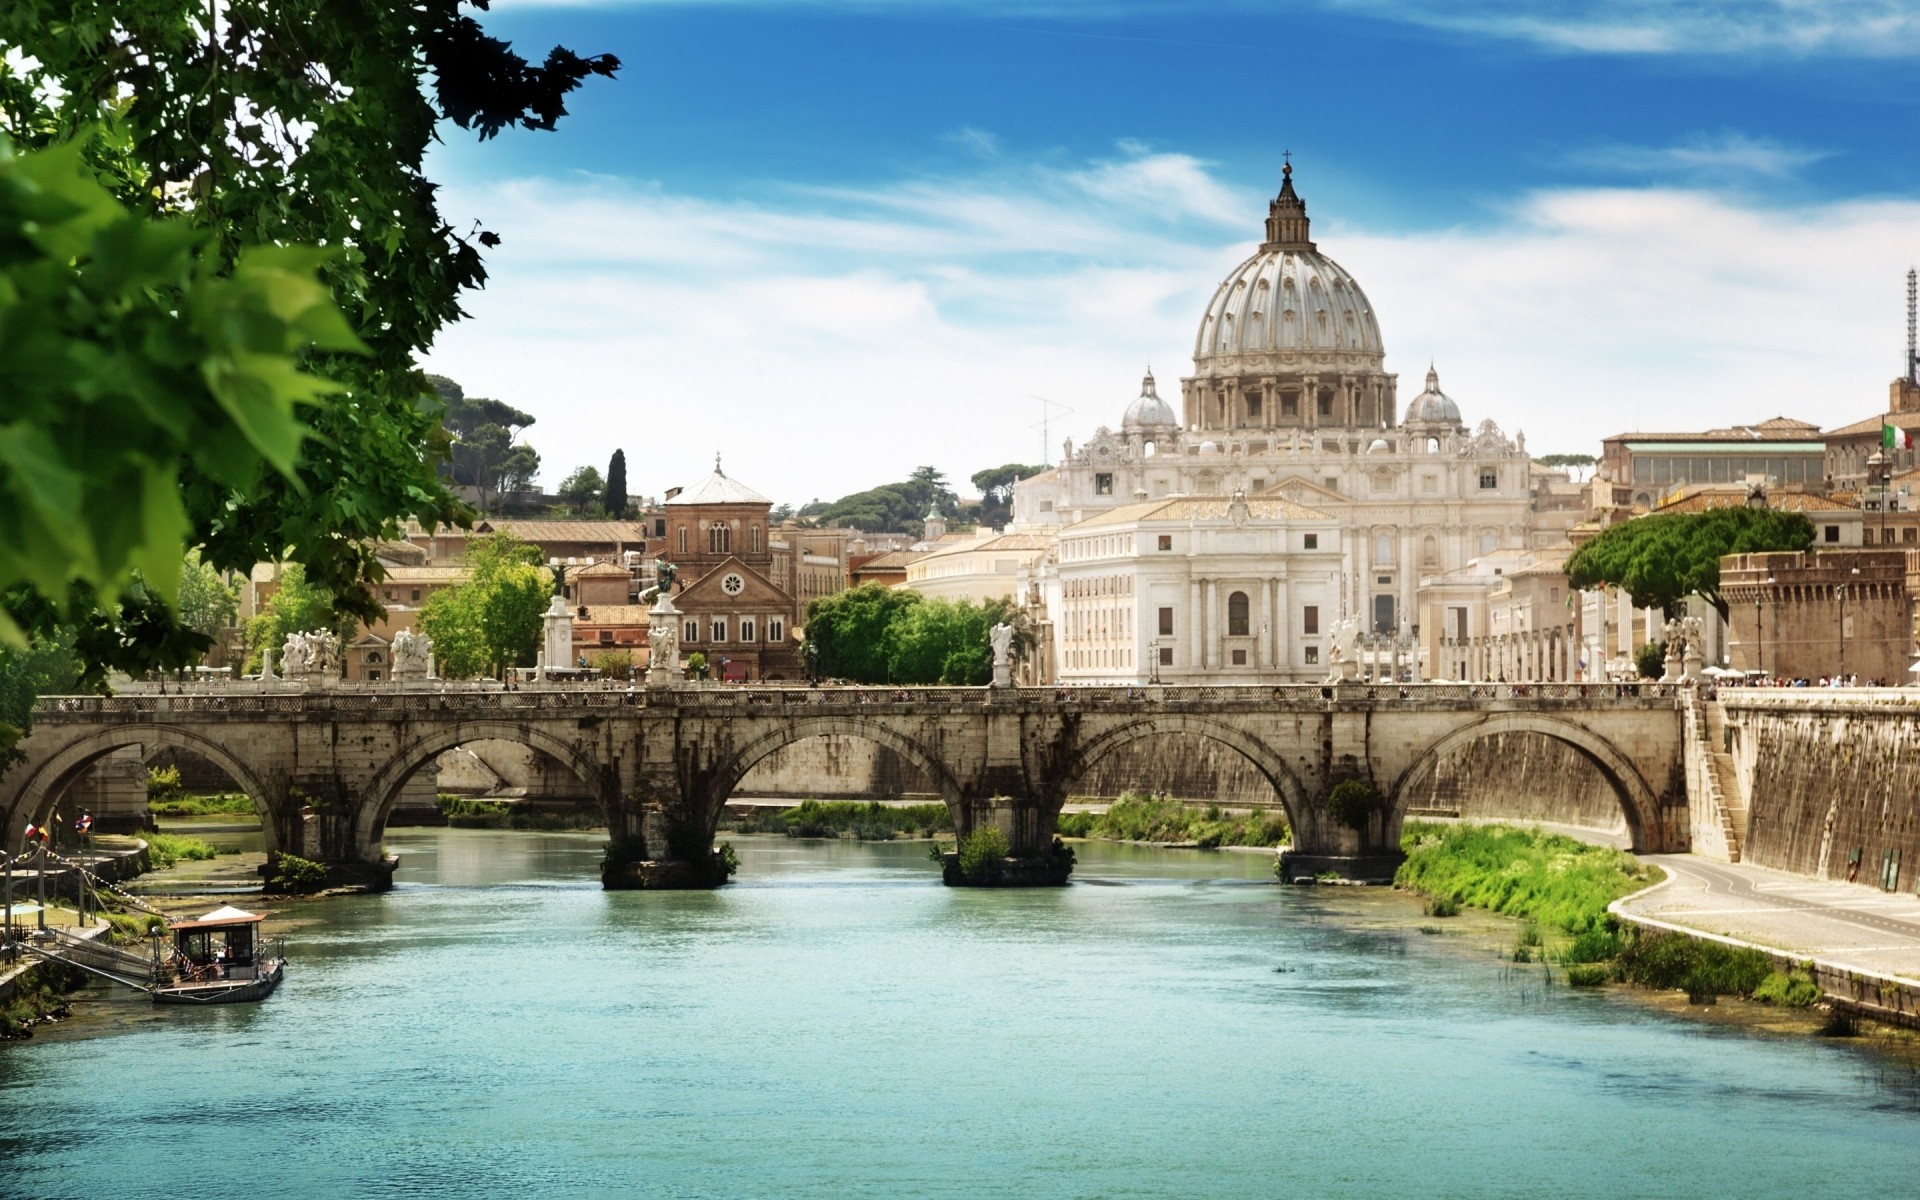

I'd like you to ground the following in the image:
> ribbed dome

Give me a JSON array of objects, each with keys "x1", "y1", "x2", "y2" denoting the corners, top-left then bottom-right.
[
  {"x1": 1122, "y1": 370, "x2": 1177, "y2": 430},
  {"x1": 1404, "y1": 364, "x2": 1462, "y2": 425},
  {"x1": 1193, "y1": 165, "x2": 1384, "y2": 366}
]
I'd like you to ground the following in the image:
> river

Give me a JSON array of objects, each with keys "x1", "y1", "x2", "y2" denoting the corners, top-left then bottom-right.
[{"x1": 3, "y1": 830, "x2": 1917, "y2": 1198}]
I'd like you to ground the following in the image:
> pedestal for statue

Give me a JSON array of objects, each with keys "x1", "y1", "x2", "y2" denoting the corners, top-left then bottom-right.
[
  {"x1": 647, "y1": 592, "x2": 682, "y2": 688},
  {"x1": 542, "y1": 594, "x2": 574, "y2": 676},
  {"x1": 1682, "y1": 646, "x2": 1704, "y2": 685}
]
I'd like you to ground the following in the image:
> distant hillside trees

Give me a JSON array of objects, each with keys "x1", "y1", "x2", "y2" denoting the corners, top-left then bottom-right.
[{"x1": 429, "y1": 374, "x2": 541, "y2": 512}]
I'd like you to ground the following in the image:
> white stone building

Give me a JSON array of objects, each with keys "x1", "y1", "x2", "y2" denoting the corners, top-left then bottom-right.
[
  {"x1": 1014, "y1": 165, "x2": 1535, "y2": 654},
  {"x1": 1038, "y1": 491, "x2": 1342, "y2": 684}
]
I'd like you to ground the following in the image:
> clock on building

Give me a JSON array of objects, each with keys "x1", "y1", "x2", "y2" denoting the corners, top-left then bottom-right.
[{"x1": 721, "y1": 572, "x2": 746, "y2": 596}]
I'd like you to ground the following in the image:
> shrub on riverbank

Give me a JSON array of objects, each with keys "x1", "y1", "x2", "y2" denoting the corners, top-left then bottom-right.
[
  {"x1": 0, "y1": 961, "x2": 86, "y2": 1039},
  {"x1": 721, "y1": 799, "x2": 954, "y2": 841},
  {"x1": 1614, "y1": 930, "x2": 1773, "y2": 999},
  {"x1": 104, "y1": 910, "x2": 166, "y2": 944},
  {"x1": 267, "y1": 853, "x2": 327, "y2": 894},
  {"x1": 1395, "y1": 822, "x2": 1656, "y2": 935},
  {"x1": 1055, "y1": 794, "x2": 1290, "y2": 848},
  {"x1": 144, "y1": 833, "x2": 221, "y2": 869},
  {"x1": 150, "y1": 792, "x2": 255, "y2": 818},
  {"x1": 434, "y1": 796, "x2": 601, "y2": 831},
  {"x1": 956, "y1": 826, "x2": 1010, "y2": 880}
]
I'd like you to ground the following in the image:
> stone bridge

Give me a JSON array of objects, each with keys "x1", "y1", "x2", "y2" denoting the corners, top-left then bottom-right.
[{"x1": 4, "y1": 682, "x2": 1688, "y2": 888}]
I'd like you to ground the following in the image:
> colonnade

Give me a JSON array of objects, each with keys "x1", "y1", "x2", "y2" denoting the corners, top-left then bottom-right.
[{"x1": 1438, "y1": 623, "x2": 1579, "y2": 683}]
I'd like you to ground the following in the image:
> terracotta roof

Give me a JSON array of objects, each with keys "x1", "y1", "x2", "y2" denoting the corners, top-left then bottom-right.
[
  {"x1": 1068, "y1": 495, "x2": 1331, "y2": 528},
  {"x1": 1825, "y1": 410, "x2": 1920, "y2": 438},
  {"x1": 577, "y1": 605, "x2": 655, "y2": 626},
  {"x1": 377, "y1": 566, "x2": 471, "y2": 583},
  {"x1": 571, "y1": 560, "x2": 632, "y2": 577},
  {"x1": 1655, "y1": 486, "x2": 1855, "y2": 514},
  {"x1": 852, "y1": 550, "x2": 927, "y2": 572},
  {"x1": 414, "y1": 519, "x2": 652, "y2": 543},
  {"x1": 1607, "y1": 418, "x2": 1824, "y2": 442}
]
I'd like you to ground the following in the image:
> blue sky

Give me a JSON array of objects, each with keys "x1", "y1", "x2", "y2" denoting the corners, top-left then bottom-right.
[{"x1": 423, "y1": 1, "x2": 1920, "y2": 507}]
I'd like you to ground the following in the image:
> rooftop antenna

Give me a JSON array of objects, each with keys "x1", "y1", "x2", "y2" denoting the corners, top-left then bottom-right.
[
  {"x1": 1908, "y1": 267, "x2": 1917, "y2": 384},
  {"x1": 1029, "y1": 395, "x2": 1074, "y2": 467}
]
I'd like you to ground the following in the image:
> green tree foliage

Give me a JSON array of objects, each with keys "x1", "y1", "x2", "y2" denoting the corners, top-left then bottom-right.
[
  {"x1": 1636, "y1": 640, "x2": 1668, "y2": 680},
  {"x1": 418, "y1": 532, "x2": 552, "y2": 678},
  {"x1": 430, "y1": 374, "x2": 540, "y2": 513},
  {"x1": 0, "y1": 627, "x2": 80, "y2": 766},
  {"x1": 971, "y1": 462, "x2": 1045, "y2": 527},
  {"x1": 1564, "y1": 508, "x2": 1813, "y2": 620},
  {"x1": 244, "y1": 564, "x2": 346, "y2": 672},
  {"x1": 604, "y1": 450, "x2": 629, "y2": 518},
  {"x1": 558, "y1": 466, "x2": 606, "y2": 514},
  {"x1": 0, "y1": 1, "x2": 617, "y2": 658},
  {"x1": 1535, "y1": 453, "x2": 1597, "y2": 477},
  {"x1": 804, "y1": 586, "x2": 1017, "y2": 684},
  {"x1": 0, "y1": 137, "x2": 364, "y2": 651},
  {"x1": 800, "y1": 467, "x2": 961, "y2": 533},
  {"x1": 175, "y1": 552, "x2": 240, "y2": 639}
]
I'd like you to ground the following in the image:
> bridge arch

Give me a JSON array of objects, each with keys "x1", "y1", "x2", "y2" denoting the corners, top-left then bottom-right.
[
  {"x1": 4, "y1": 725, "x2": 282, "y2": 850},
  {"x1": 706, "y1": 717, "x2": 963, "y2": 821},
  {"x1": 358, "y1": 721, "x2": 616, "y2": 858},
  {"x1": 1056, "y1": 715, "x2": 1308, "y2": 830},
  {"x1": 1389, "y1": 713, "x2": 1658, "y2": 849}
]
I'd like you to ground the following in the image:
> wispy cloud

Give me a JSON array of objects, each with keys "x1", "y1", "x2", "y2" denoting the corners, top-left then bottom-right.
[
  {"x1": 498, "y1": 0, "x2": 1920, "y2": 58},
  {"x1": 1334, "y1": 0, "x2": 1920, "y2": 57},
  {"x1": 424, "y1": 143, "x2": 1920, "y2": 505},
  {"x1": 1566, "y1": 133, "x2": 1834, "y2": 180}
]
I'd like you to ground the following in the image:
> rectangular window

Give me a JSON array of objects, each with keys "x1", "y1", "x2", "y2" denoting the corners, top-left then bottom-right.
[
  {"x1": 1303, "y1": 605, "x2": 1320, "y2": 635},
  {"x1": 1304, "y1": 646, "x2": 1319, "y2": 665},
  {"x1": 1040, "y1": 500, "x2": 1054, "y2": 512},
  {"x1": 1095, "y1": 473, "x2": 1114, "y2": 495},
  {"x1": 1376, "y1": 575, "x2": 1392, "y2": 585},
  {"x1": 1479, "y1": 471, "x2": 1497, "y2": 490},
  {"x1": 1317, "y1": 391, "x2": 1331, "y2": 417},
  {"x1": 683, "y1": 619, "x2": 698, "y2": 643},
  {"x1": 1282, "y1": 391, "x2": 1297, "y2": 416},
  {"x1": 655, "y1": 518, "x2": 667, "y2": 537},
  {"x1": 1824, "y1": 525, "x2": 1840, "y2": 543},
  {"x1": 1304, "y1": 534, "x2": 1318, "y2": 549},
  {"x1": 710, "y1": 619, "x2": 727, "y2": 642},
  {"x1": 1157, "y1": 534, "x2": 1173, "y2": 551},
  {"x1": 1906, "y1": 528, "x2": 1917, "y2": 545},
  {"x1": 1158, "y1": 607, "x2": 1174, "y2": 637},
  {"x1": 1158, "y1": 646, "x2": 1173, "y2": 666},
  {"x1": 1324, "y1": 477, "x2": 1338, "y2": 492},
  {"x1": 740, "y1": 618, "x2": 756, "y2": 642},
  {"x1": 1246, "y1": 394, "x2": 1262, "y2": 419},
  {"x1": 1231, "y1": 649, "x2": 1247, "y2": 666},
  {"x1": 411, "y1": 588, "x2": 422, "y2": 603},
  {"x1": 599, "y1": 630, "x2": 614, "y2": 644}
]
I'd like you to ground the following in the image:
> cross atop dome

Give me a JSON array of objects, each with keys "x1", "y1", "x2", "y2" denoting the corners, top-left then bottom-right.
[{"x1": 1263, "y1": 160, "x2": 1314, "y2": 252}]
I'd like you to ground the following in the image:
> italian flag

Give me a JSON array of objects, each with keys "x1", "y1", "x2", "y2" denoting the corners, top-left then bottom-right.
[{"x1": 1884, "y1": 424, "x2": 1913, "y2": 450}]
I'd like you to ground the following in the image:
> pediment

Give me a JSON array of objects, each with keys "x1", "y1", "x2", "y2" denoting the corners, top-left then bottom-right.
[
  {"x1": 1259, "y1": 475, "x2": 1349, "y2": 507},
  {"x1": 675, "y1": 557, "x2": 791, "y2": 608}
]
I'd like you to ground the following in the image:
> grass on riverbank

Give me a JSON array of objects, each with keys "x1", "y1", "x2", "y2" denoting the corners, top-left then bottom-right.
[
  {"x1": 148, "y1": 792, "x2": 256, "y2": 818},
  {"x1": 721, "y1": 800, "x2": 955, "y2": 840},
  {"x1": 434, "y1": 796, "x2": 603, "y2": 831},
  {"x1": 1396, "y1": 822, "x2": 1656, "y2": 935},
  {"x1": 1056, "y1": 793, "x2": 1290, "y2": 848},
  {"x1": 1399, "y1": 822, "x2": 1824, "y2": 1006},
  {"x1": 144, "y1": 833, "x2": 221, "y2": 869}
]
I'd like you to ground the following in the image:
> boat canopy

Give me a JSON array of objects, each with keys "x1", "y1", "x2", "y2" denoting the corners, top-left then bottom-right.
[{"x1": 169, "y1": 905, "x2": 266, "y2": 930}]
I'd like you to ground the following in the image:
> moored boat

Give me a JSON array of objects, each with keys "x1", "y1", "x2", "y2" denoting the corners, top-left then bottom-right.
[{"x1": 153, "y1": 905, "x2": 285, "y2": 1005}]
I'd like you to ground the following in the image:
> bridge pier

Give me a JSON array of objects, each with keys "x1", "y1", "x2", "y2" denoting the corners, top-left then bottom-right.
[
  {"x1": 943, "y1": 794, "x2": 1074, "y2": 887},
  {"x1": 600, "y1": 768, "x2": 734, "y2": 890}
]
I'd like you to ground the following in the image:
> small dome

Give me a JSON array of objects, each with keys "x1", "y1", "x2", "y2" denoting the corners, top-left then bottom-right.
[
  {"x1": 1197, "y1": 440, "x2": 1219, "y2": 455},
  {"x1": 1122, "y1": 370, "x2": 1177, "y2": 431},
  {"x1": 1405, "y1": 364, "x2": 1462, "y2": 425},
  {"x1": 1367, "y1": 437, "x2": 1390, "y2": 454}
]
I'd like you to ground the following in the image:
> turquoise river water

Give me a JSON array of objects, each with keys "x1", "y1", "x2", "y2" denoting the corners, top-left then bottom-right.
[{"x1": 3, "y1": 830, "x2": 1919, "y2": 1199}]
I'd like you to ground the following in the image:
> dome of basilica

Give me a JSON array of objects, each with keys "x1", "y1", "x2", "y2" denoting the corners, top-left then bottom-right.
[
  {"x1": 1121, "y1": 370, "x2": 1178, "y2": 430},
  {"x1": 1192, "y1": 164, "x2": 1384, "y2": 367},
  {"x1": 1404, "y1": 364, "x2": 1463, "y2": 425}
]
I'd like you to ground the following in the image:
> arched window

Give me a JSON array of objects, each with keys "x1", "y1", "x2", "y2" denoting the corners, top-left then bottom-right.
[
  {"x1": 1227, "y1": 591, "x2": 1250, "y2": 636},
  {"x1": 1422, "y1": 535, "x2": 1439, "y2": 568},
  {"x1": 750, "y1": 524, "x2": 761, "y2": 554},
  {"x1": 1374, "y1": 534, "x2": 1393, "y2": 563},
  {"x1": 709, "y1": 524, "x2": 731, "y2": 555},
  {"x1": 677, "y1": 525, "x2": 688, "y2": 556}
]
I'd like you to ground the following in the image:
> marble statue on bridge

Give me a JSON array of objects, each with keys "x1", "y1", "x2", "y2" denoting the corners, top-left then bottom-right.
[
  {"x1": 392, "y1": 629, "x2": 432, "y2": 679},
  {"x1": 1326, "y1": 616, "x2": 1361, "y2": 682}
]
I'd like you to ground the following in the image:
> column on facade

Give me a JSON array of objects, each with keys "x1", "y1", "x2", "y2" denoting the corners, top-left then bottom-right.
[
  {"x1": 1274, "y1": 577, "x2": 1290, "y2": 676},
  {"x1": 1256, "y1": 579, "x2": 1272, "y2": 670},
  {"x1": 1303, "y1": 375, "x2": 1319, "y2": 430},
  {"x1": 1182, "y1": 576, "x2": 1198, "y2": 668}
]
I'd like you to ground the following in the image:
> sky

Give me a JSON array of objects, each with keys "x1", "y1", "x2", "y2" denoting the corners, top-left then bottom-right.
[{"x1": 420, "y1": 0, "x2": 1920, "y2": 509}]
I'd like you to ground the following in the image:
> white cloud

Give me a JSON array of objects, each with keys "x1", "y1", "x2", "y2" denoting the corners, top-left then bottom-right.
[
  {"x1": 1566, "y1": 133, "x2": 1833, "y2": 180},
  {"x1": 423, "y1": 144, "x2": 1920, "y2": 506},
  {"x1": 1334, "y1": 0, "x2": 1920, "y2": 57}
]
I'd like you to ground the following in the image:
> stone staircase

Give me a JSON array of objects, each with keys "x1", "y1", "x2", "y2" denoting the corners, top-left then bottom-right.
[{"x1": 1691, "y1": 694, "x2": 1749, "y2": 860}]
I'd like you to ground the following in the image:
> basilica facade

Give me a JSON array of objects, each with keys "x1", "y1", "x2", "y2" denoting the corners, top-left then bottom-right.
[{"x1": 1014, "y1": 165, "x2": 1537, "y2": 682}]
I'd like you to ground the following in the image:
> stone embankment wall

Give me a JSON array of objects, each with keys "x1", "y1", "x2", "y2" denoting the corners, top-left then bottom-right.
[
  {"x1": 1724, "y1": 692, "x2": 1920, "y2": 891},
  {"x1": 1399, "y1": 731, "x2": 1628, "y2": 836}
]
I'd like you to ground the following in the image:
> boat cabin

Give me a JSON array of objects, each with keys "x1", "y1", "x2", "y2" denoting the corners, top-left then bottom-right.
[{"x1": 168, "y1": 906, "x2": 265, "y2": 980}]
